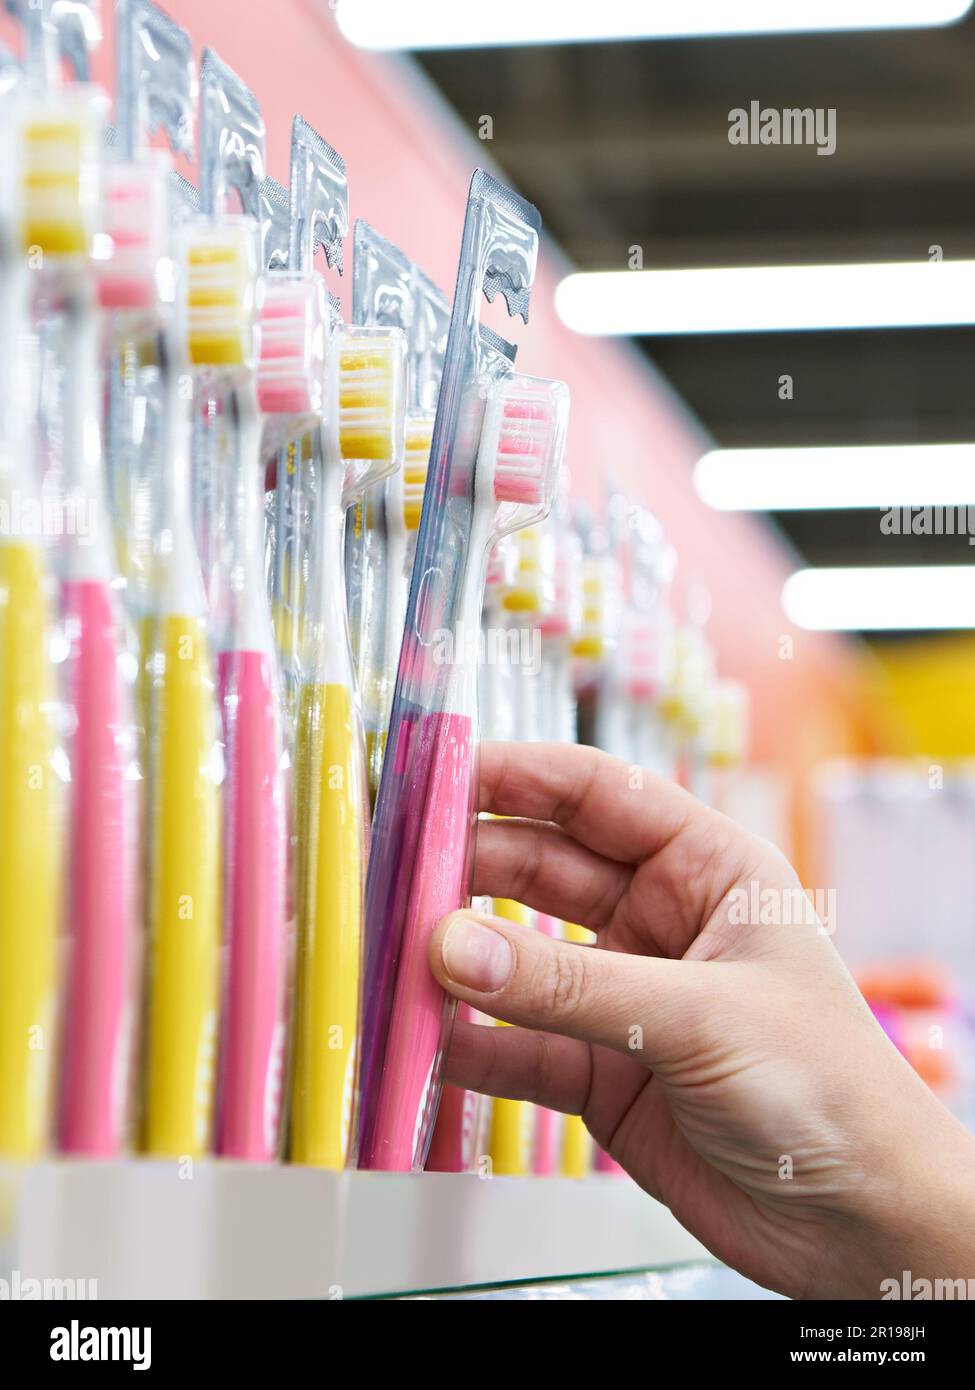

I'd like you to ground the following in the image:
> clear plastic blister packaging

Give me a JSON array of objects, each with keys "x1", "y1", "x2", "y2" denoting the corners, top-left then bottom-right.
[
  {"x1": 283, "y1": 118, "x2": 407, "y2": 1171},
  {"x1": 140, "y1": 44, "x2": 269, "y2": 1161},
  {"x1": 347, "y1": 220, "x2": 449, "y2": 804},
  {"x1": 357, "y1": 170, "x2": 569, "y2": 1172}
]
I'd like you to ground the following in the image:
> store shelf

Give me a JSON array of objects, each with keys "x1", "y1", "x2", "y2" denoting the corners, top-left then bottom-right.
[{"x1": 0, "y1": 1161, "x2": 708, "y2": 1299}]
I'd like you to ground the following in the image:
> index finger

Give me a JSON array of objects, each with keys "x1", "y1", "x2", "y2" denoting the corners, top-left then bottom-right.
[{"x1": 479, "y1": 741, "x2": 698, "y2": 865}]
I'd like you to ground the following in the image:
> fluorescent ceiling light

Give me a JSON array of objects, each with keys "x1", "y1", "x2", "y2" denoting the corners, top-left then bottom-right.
[
  {"x1": 783, "y1": 566, "x2": 975, "y2": 631},
  {"x1": 696, "y1": 445, "x2": 975, "y2": 511},
  {"x1": 555, "y1": 261, "x2": 975, "y2": 335},
  {"x1": 335, "y1": 1, "x2": 972, "y2": 50}
]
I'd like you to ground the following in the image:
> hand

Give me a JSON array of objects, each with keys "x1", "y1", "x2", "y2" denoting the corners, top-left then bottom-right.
[{"x1": 428, "y1": 741, "x2": 975, "y2": 1300}]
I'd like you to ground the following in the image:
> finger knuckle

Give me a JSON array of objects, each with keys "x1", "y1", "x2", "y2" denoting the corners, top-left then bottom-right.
[{"x1": 534, "y1": 945, "x2": 588, "y2": 1020}]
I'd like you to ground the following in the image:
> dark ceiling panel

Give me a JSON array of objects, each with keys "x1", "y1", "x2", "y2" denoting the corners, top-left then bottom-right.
[{"x1": 417, "y1": 15, "x2": 975, "y2": 641}]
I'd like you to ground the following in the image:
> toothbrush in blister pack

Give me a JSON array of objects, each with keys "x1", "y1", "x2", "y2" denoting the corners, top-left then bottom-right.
[
  {"x1": 101, "y1": 0, "x2": 196, "y2": 740},
  {"x1": 285, "y1": 119, "x2": 407, "y2": 1169},
  {"x1": 193, "y1": 65, "x2": 289, "y2": 1162},
  {"x1": 424, "y1": 387, "x2": 525, "y2": 1177},
  {"x1": 140, "y1": 45, "x2": 268, "y2": 1158},
  {"x1": 347, "y1": 221, "x2": 449, "y2": 805},
  {"x1": 0, "y1": 0, "x2": 88, "y2": 1157},
  {"x1": 357, "y1": 171, "x2": 569, "y2": 1172},
  {"x1": 182, "y1": 57, "x2": 292, "y2": 1163},
  {"x1": 54, "y1": 0, "x2": 194, "y2": 1160}
]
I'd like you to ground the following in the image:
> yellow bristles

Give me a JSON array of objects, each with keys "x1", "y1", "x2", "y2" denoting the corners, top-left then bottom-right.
[
  {"x1": 337, "y1": 329, "x2": 405, "y2": 465},
  {"x1": 17, "y1": 95, "x2": 102, "y2": 260},
  {"x1": 571, "y1": 558, "x2": 613, "y2": 662},
  {"x1": 403, "y1": 412, "x2": 433, "y2": 531},
  {"x1": 501, "y1": 525, "x2": 546, "y2": 615},
  {"x1": 179, "y1": 219, "x2": 258, "y2": 369}
]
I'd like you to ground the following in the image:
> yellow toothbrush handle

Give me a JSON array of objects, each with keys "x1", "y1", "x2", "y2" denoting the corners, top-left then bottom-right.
[
  {"x1": 558, "y1": 924, "x2": 595, "y2": 1174},
  {"x1": 0, "y1": 544, "x2": 62, "y2": 1159},
  {"x1": 487, "y1": 899, "x2": 534, "y2": 1176},
  {"x1": 561, "y1": 1114, "x2": 592, "y2": 1179},
  {"x1": 143, "y1": 615, "x2": 221, "y2": 1157},
  {"x1": 564, "y1": 920, "x2": 596, "y2": 944},
  {"x1": 291, "y1": 682, "x2": 363, "y2": 1168}
]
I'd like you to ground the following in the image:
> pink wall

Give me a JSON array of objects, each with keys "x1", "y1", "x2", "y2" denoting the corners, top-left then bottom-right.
[{"x1": 1, "y1": 0, "x2": 871, "y2": 863}]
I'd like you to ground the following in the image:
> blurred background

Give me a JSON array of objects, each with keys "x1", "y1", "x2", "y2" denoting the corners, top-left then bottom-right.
[
  {"x1": 0, "y1": 0, "x2": 972, "y2": 1304},
  {"x1": 340, "y1": 0, "x2": 975, "y2": 1114}
]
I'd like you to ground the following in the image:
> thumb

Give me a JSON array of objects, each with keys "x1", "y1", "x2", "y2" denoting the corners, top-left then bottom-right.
[{"x1": 429, "y1": 909, "x2": 712, "y2": 1066}]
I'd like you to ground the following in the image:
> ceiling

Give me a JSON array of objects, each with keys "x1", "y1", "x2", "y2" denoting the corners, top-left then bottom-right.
[{"x1": 416, "y1": 14, "x2": 975, "y2": 631}]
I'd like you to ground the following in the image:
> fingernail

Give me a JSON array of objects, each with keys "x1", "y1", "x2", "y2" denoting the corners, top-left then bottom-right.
[{"x1": 442, "y1": 915, "x2": 513, "y2": 993}]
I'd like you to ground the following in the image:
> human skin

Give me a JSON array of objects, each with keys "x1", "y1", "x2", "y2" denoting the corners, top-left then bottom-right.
[{"x1": 428, "y1": 741, "x2": 975, "y2": 1300}]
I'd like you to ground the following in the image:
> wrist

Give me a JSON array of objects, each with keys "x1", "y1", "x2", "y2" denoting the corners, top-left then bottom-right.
[{"x1": 838, "y1": 1095, "x2": 975, "y2": 1299}]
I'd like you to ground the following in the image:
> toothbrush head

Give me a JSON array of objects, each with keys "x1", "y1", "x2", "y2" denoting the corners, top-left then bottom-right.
[
  {"x1": 703, "y1": 678, "x2": 750, "y2": 768},
  {"x1": 500, "y1": 525, "x2": 551, "y2": 617},
  {"x1": 538, "y1": 523, "x2": 581, "y2": 641},
  {"x1": 16, "y1": 88, "x2": 105, "y2": 262},
  {"x1": 178, "y1": 215, "x2": 258, "y2": 368},
  {"x1": 660, "y1": 622, "x2": 716, "y2": 734},
  {"x1": 97, "y1": 151, "x2": 170, "y2": 311},
  {"x1": 478, "y1": 373, "x2": 568, "y2": 532},
  {"x1": 336, "y1": 323, "x2": 406, "y2": 499},
  {"x1": 572, "y1": 553, "x2": 620, "y2": 664},
  {"x1": 620, "y1": 611, "x2": 663, "y2": 702},
  {"x1": 403, "y1": 410, "x2": 434, "y2": 531},
  {"x1": 257, "y1": 269, "x2": 328, "y2": 415}
]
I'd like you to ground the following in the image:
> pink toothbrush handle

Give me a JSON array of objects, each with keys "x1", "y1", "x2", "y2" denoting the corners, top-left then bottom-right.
[
  {"x1": 533, "y1": 1107, "x2": 560, "y2": 1176},
  {"x1": 59, "y1": 580, "x2": 133, "y2": 1156},
  {"x1": 594, "y1": 1147, "x2": 626, "y2": 1175},
  {"x1": 362, "y1": 711, "x2": 473, "y2": 1171},
  {"x1": 426, "y1": 1004, "x2": 481, "y2": 1173},
  {"x1": 529, "y1": 913, "x2": 562, "y2": 1175},
  {"x1": 216, "y1": 650, "x2": 286, "y2": 1161}
]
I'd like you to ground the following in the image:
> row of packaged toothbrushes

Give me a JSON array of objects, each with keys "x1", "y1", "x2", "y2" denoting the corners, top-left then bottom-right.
[{"x1": 0, "y1": 0, "x2": 748, "y2": 1181}]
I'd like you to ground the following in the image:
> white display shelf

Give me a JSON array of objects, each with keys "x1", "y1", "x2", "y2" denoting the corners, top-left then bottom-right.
[{"x1": 0, "y1": 1161, "x2": 708, "y2": 1299}]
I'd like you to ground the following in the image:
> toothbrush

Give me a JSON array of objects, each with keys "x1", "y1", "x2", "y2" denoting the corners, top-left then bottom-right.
[
  {"x1": 57, "y1": 280, "x2": 140, "y2": 1158},
  {"x1": 103, "y1": 0, "x2": 196, "y2": 742},
  {"x1": 561, "y1": 1111, "x2": 593, "y2": 1179},
  {"x1": 487, "y1": 896, "x2": 537, "y2": 1176},
  {"x1": 429, "y1": 531, "x2": 536, "y2": 1174},
  {"x1": 0, "y1": 112, "x2": 66, "y2": 1160},
  {"x1": 211, "y1": 179, "x2": 302, "y2": 1161},
  {"x1": 700, "y1": 678, "x2": 750, "y2": 815},
  {"x1": 364, "y1": 408, "x2": 433, "y2": 800},
  {"x1": 140, "y1": 328, "x2": 223, "y2": 1158},
  {"x1": 0, "y1": 0, "x2": 107, "y2": 1157},
  {"x1": 532, "y1": 912, "x2": 564, "y2": 1175},
  {"x1": 60, "y1": 0, "x2": 193, "y2": 1158},
  {"x1": 359, "y1": 374, "x2": 567, "y2": 1171},
  {"x1": 290, "y1": 323, "x2": 404, "y2": 1168},
  {"x1": 214, "y1": 381, "x2": 287, "y2": 1162},
  {"x1": 485, "y1": 528, "x2": 551, "y2": 1177},
  {"x1": 559, "y1": 921, "x2": 596, "y2": 1178},
  {"x1": 347, "y1": 224, "x2": 446, "y2": 803}
]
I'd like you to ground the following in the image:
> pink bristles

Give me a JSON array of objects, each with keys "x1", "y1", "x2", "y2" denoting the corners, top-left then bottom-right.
[
  {"x1": 97, "y1": 159, "x2": 166, "y2": 311},
  {"x1": 471, "y1": 374, "x2": 568, "y2": 512},
  {"x1": 490, "y1": 379, "x2": 564, "y2": 505},
  {"x1": 624, "y1": 617, "x2": 661, "y2": 699},
  {"x1": 502, "y1": 399, "x2": 553, "y2": 422},
  {"x1": 493, "y1": 462, "x2": 545, "y2": 506},
  {"x1": 257, "y1": 274, "x2": 327, "y2": 416}
]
